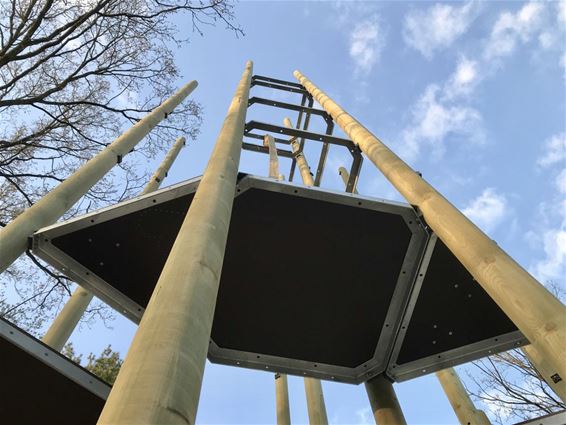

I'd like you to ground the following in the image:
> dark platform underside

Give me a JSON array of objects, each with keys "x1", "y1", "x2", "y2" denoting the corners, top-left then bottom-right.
[
  {"x1": 211, "y1": 189, "x2": 411, "y2": 368},
  {"x1": 34, "y1": 176, "x2": 522, "y2": 382},
  {"x1": 0, "y1": 320, "x2": 106, "y2": 425},
  {"x1": 396, "y1": 238, "x2": 518, "y2": 365},
  {"x1": 53, "y1": 193, "x2": 195, "y2": 308},
  {"x1": 53, "y1": 187, "x2": 412, "y2": 369}
]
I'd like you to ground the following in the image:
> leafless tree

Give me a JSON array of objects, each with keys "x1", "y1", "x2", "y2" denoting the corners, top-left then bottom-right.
[
  {"x1": 0, "y1": 0, "x2": 242, "y2": 331},
  {"x1": 466, "y1": 283, "x2": 565, "y2": 424}
]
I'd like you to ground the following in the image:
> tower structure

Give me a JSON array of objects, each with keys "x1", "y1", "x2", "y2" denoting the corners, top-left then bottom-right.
[{"x1": 0, "y1": 62, "x2": 564, "y2": 425}]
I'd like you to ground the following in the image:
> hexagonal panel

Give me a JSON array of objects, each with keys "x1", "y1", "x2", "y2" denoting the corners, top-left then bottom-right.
[
  {"x1": 0, "y1": 317, "x2": 109, "y2": 424},
  {"x1": 387, "y1": 234, "x2": 527, "y2": 382},
  {"x1": 32, "y1": 175, "x2": 426, "y2": 383}
]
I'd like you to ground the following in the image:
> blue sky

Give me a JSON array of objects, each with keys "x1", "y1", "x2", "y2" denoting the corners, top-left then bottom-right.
[{"x1": 64, "y1": 1, "x2": 565, "y2": 424}]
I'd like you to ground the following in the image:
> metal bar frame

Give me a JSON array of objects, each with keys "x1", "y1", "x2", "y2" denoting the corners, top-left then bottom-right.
[
  {"x1": 251, "y1": 79, "x2": 308, "y2": 95},
  {"x1": 248, "y1": 96, "x2": 329, "y2": 118},
  {"x1": 252, "y1": 75, "x2": 304, "y2": 89},
  {"x1": 288, "y1": 93, "x2": 307, "y2": 182},
  {"x1": 246, "y1": 75, "x2": 362, "y2": 188},
  {"x1": 313, "y1": 119, "x2": 333, "y2": 187},
  {"x1": 292, "y1": 96, "x2": 314, "y2": 181},
  {"x1": 245, "y1": 121, "x2": 354, "y2": 149},
  {"x1": 242, "y1": 142, "x2": 294, "y2": 159}
]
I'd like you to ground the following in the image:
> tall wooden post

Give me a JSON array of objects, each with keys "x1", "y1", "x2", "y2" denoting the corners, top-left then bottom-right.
[
  {"x1": 522, "y1": 345, "x2": 566, "y2": 402},
  {"x1": 97, "y1": 61, "x2": 253, "y2": 425},
  {"x1": 365, "y1": 375, "x2": 407, "y2": 425},
  {"x1": 0, "y1": 82, "x2": 197, "y2": 273},
  {"x1": 436, "y1": 368, "x2": 491, "y2": 425},
  {"x1": 264, "y1": 134, "x2": 284, "y2": 180},
  {"x1": 338, "y1": 166, "x2": 358, "y2": 194},
  {"x1": 283, "y1": 117, "x2": 314, "y2": 186},
  {"x1": 295, "y1": 69, "x2": 566, "y2": 383},
  {"x1": 283, "y1": 117, "x2": 329, "y2": 424},
  {"x1": 275, "y1": 373, "x2": 291, "y2": 425},
  {"x1": 337, "y1": 168, "x2": 406, "y2": 425},
  {"x1": 304, "y1": 377, "x2": 329, "y2": 425},
  {"x1": 42, "y1": 137, "x2": 186, "y2": 351}
]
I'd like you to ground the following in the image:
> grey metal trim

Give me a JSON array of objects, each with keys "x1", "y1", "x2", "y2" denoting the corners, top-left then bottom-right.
[
  {"x1": 34, "y1": 175, "x2": 202, "y2": 239},
  {"x1": 386, "y1": 234, "x2": 529, "y2": 382},
  {"x1": 0, "y1": 317, "x2": 110, "y2": 399},
  {"x1": 32, "y1": 176, "x2": 203, "y2": 323},
  {"x1": 208, "y1": 340, "x2": 357, "y2": 384},
  {"x1": 208, "y1": 175, "x2": 428, "y2": 384},
  {"x1": 32, "y1": 174, "x2": 428, "y2": 384},
  {"x1": 388, "y1": 330, "x2": 528, "y2": 382}
]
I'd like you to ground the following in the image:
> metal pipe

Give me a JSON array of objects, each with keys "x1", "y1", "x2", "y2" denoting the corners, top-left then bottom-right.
[
  {"x1": 42, "y1": 137, "x2": 187, "y2": 352},
  {"x1": 0, "y1": 82, "x2": 198, "y2": 273},
  {"x1": 264, "y1": 134, "x2": 284, "y2": 180},
  {"x1": 295, "y1": 69, "x2": 566, "y2": 383},
  {"x1": 436, "y1": 368, "x2": 491, "y2": 425},
  {"x1": 284, "y1": 117, "x2": 314, "y2": 186},
  {"x1": 338, "y1": 167, "x2": 358, "y2": 194},
  {"x1": 522, "y1": 345, "x2": 566, "y2": 402},
  {"x1": 365, "y1": 375, "x2": 407, "y2": 425},
  {"x1": 97, "y1": 61, "x2": 252, "y2": 425},
  {"x1": 304, "y1": 377, "x2": 328, "y2": 425},
  {"x1": 275, "y1": 373, "x2": 291, "y2": 425}
]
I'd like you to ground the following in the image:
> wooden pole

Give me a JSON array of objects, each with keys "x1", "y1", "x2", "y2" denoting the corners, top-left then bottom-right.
[
  {"x1": 436, "y1": 368, "x2": 491, "y2": 425},
  {"x1": 264, "y1": 134, "x2": 284, "y2": 180},
  {"x1": 304, "y1": 377, "x2": 329, "y2": 425},
  {"x1": 285, "y1": 119, "x2": 329, "y2": 425},
  {"x1": 42, "y1": 137, "x2": 186, "y2": 351},
  {"x1": 283, "y1": 117, "x2": 314, "y2": 186},
  {"x1": 365, "y1": 375, "x2": 407, "y2": 425},
  {"x1": 522, "y1": 345, "x2": 566, "y2": 402},
  {"x1": 97, "y1": 61, "x2": 252, "y2": 425},
  {"x1": 295, "y1": 69, "x2": 566, "y2": 383},
  {"x1": 0, "y1": 82, "x2": 197, "y2": 273},
  {"x1": 275, "y1": 373, "x2": 291, "y2": 425},
  {"x1": 337, "y1": 168, "x2": 406, "y2": 425}
]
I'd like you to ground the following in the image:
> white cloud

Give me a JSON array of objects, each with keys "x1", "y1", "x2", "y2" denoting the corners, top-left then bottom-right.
[
  {"x1": 556, "y1": 169, "x2": 566, "y2": 194},
  {"x1": 532, "y1": 228, "x2": 566, "y2": 283},
  {"x1": 537, "y1": 133, "x2": 566, "y2": 168},
  {"x1": 403, "y1": 1, "x2": 478, "y2": 59},
  {"x1": 400, "y1": 84, "x2": 483, "y2": 161},
  {"x1": 558, "y1": 0, "x2": 566, "y2": 23},
  {"x1": 349, "y1": 18, "x2": 384, "y2": 75},
  {"x1": 443, "y1": 56, "x2": 480, "y2": 99},
  {"x1": 538, "y1": 31, "x2": 555, "y2": 50},
  {"x1": 462, "y1": 188, "x2": 508, "y2": 233},
  {"x1": 355, "y1": 407, "x2": 372, "y2": 425},
  {"x1": 484, "y1": 2, "x2": 546, "y2": 60}
]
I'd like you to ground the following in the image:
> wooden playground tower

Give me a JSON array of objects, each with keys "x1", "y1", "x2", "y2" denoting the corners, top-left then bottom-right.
[{"x1": 0, "y1": 61, "x2": 565, "y2": 424}]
